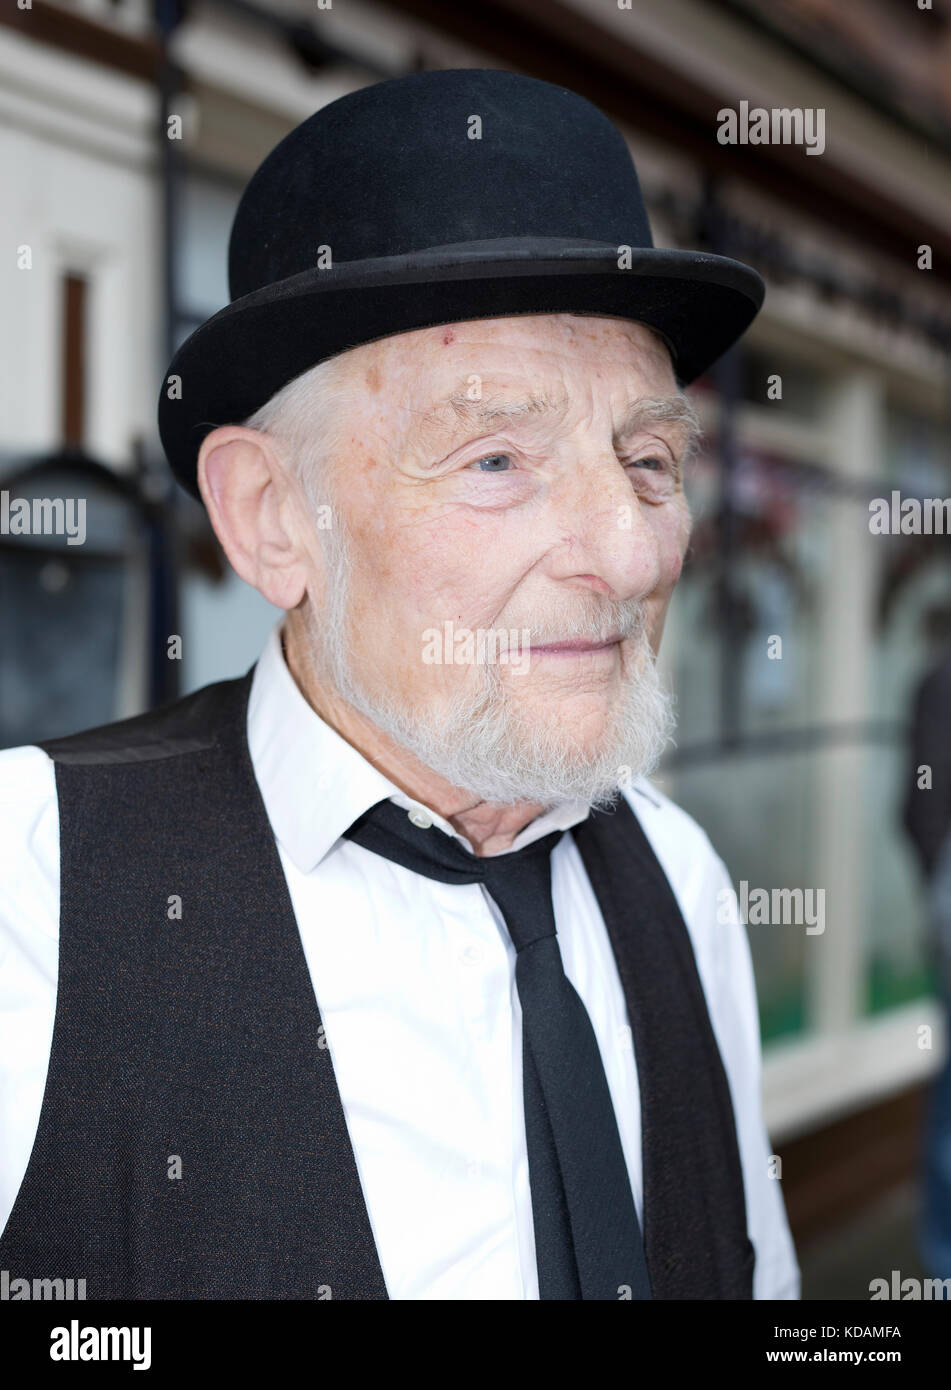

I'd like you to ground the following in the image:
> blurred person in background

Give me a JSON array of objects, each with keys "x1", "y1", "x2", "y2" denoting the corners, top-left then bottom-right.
[{"x1": 903, "y1": 601, "x2": 951, "y2": 1280}]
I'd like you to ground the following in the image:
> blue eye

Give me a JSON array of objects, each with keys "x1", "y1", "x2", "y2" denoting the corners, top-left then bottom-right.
[
  {"x1": 626, "y1": 456, "x2": 667, "y2": 471},
  {"x1": 468, "y1": 453, "x2": 513, "y2": 472}
]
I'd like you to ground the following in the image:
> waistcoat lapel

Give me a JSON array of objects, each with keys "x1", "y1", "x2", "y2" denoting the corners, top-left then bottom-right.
[{"x1": 572, "y1": 797, "x2": 755, "y2": 1298}]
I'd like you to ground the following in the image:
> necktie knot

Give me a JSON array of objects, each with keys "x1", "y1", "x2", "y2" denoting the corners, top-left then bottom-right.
[
  {"x1": 477, "y1": 836, "x2": 564, "y2": 952},
  {"x1": 342, "y1": 798, "x2": 567, "y2": 952}
]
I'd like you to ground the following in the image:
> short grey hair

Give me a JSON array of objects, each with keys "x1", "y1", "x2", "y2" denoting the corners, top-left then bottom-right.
[{"x1": 241, "y1": 352, "x2": 357, "y2": 518}]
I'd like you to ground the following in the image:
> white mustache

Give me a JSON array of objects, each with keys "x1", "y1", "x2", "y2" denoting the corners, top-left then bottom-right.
[{"x1": 518, "y1": 607, "x2": 646, "y2": 648}]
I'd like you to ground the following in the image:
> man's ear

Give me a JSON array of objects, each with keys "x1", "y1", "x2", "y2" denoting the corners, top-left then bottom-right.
[{"x1": 196, "y1": 425, "x2": 310, "y2": 609}]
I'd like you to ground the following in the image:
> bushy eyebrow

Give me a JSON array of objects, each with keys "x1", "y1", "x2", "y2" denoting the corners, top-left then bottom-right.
[
  {"x1": 410, "y1": 389, "x2": 568, "y2": 439},
  {"x1": 616, "y1": 395, "x2": 701, "y2": 455},
  {"x1": 407, "y1": 387, "x2": 700, "y2": 458}
]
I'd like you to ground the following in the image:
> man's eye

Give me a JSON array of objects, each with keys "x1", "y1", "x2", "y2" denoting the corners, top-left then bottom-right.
[
  {"x1": 467, "y1": 453, "x2": 514, "y2": 473},
  {"x1": 625, "y1": 456, "x2": 668, "y2": 472}
]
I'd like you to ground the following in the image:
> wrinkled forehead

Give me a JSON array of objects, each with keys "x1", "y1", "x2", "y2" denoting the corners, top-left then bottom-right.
[{"x1": 348, "y1": 314, "x2": 677, "y2": 423}]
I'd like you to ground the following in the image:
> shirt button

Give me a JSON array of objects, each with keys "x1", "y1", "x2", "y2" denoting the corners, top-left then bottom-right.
[
  {"x1": 407, "y1": 807, "x2": 433, "y2": 829},
  {"x1": 461, "y1": 943, "x2": 482, "y2": 965}
]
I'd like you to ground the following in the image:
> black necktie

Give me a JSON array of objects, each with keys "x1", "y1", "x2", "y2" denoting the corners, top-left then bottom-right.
[{"x1": 342, "y1": 797, "x2": 652, "y2": 1301}]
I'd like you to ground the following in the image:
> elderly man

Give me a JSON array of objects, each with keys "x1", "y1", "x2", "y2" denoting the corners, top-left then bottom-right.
[{"x1": 0, "y1": 69, "x2": 798, "y2": 1300}]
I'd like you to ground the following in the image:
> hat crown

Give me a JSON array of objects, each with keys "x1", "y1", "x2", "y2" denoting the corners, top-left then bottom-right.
[{"x1": 228, "y1": 69, "x2": 652, "y2": 301}]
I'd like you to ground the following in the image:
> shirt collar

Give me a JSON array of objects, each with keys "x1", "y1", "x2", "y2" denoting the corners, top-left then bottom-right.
[{"x1": 246, "y1": 619, "x2": 592, "y2": 874}]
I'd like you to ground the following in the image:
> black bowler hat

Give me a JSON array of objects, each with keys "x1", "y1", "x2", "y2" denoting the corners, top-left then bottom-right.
[{"x1": 158, "y1": 68, "x2": 764, "y2": 501}]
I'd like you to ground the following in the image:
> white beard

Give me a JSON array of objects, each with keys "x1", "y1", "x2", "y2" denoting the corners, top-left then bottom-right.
[{"x1": 303, "y1": 513, "x2": 677, "y2": 811}]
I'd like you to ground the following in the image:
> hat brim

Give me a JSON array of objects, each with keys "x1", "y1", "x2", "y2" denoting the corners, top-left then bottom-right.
[{"x1": 158, "y1": 240, "x2": 764, "y2": 500}]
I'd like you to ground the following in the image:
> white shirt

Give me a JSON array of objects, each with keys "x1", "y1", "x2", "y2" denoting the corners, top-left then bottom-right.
[{"x1": 0, "y1": 619, "x2": 799, "y2": 1300}]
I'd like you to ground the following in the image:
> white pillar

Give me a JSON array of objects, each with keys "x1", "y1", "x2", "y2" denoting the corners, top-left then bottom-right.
[{"x1": 809, "y1": 370, "x2": 882, "y2": 1035}]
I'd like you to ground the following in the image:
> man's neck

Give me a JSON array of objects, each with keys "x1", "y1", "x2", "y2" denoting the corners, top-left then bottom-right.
[{"x1": 281, "y1": 622, "x2": 549, "y2": 856}]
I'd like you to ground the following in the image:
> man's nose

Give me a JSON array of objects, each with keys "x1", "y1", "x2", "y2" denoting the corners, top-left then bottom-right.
[{"x1": 542, "y1": 452, "x2": 664, "y2": 601}]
